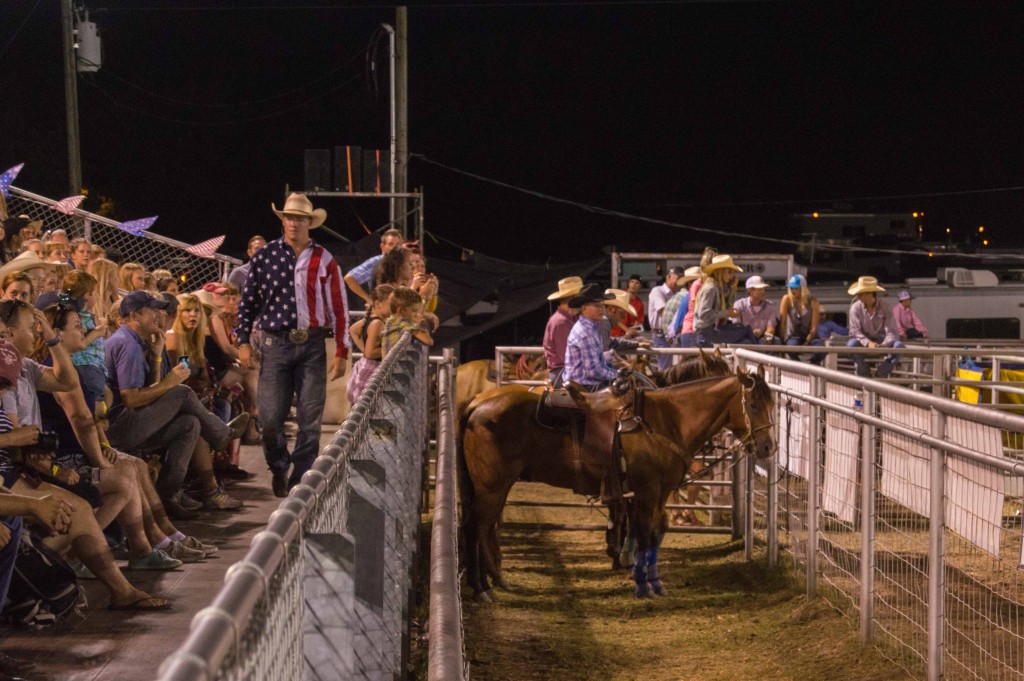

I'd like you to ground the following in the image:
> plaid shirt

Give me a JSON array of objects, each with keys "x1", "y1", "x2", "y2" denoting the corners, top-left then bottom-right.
[
  {"x1": 347, "y1": 254, "x2": 382, "y2": 286},
  {"x1": 71, "y1": 311, "x2": 107, "y2": 374},
  {"x1": 562, "y1": 317, "x2": 618, "y2": 387}
]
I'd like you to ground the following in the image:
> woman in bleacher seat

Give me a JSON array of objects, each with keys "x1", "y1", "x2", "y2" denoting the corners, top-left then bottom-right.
[
  {"x1": 118, "y1": 262, "x2": 146, "y2": 293},
  {"x1": 1, "y1": 273, "x2": 33, "y2": 304},
  {"x1": 88, "y1": 258, "x2": 121, "y2": 331}
]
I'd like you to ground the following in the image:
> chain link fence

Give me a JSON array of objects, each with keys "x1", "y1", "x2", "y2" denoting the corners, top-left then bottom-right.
[
  {"x1": 737, "y1": 348, "x2": 1024, "y2": 681},
  {"x1": 157, "y1": 332, "x2": 430, "y2": 681},
  {"x1": 6, "y1": 186, "x2": 240, "y2": 285}
]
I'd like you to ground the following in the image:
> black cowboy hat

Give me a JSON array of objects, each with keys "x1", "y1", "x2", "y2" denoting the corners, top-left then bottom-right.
[{"x1": 568, "y1": 283, "x2": 615, "y2": 308}]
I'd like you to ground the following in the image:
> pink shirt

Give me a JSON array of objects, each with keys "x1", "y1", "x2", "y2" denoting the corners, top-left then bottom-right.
[
  {"x1": 543, "y1": 307, "x2": 578, "y2": 371},
  {"x1": 892, "y1": 303, "x2": 928, "y2": 337},
  {"x1": 680, "y1": 279, "x2": 703, "y2": 334}
]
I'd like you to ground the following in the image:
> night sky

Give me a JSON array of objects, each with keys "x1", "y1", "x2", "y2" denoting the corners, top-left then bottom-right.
[{"x1": 2, "y1": 1, "x2": 1022, "y2": 263}]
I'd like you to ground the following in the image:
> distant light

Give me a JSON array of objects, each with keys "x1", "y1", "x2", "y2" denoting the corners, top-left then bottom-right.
[
  {"x1": 928, "y1": 252, "x2": 934, "y2": 257},
  {"x1": 912, "y1": 212, "x2": 919, "y2": 218},
  {"x1": 983, "y1": 239, "x2": 989, "y2": 246},
  {"x1": 979, "y1": 226, "x2": 985, "y2": 233},
  {"x1": 812, "y1": 212, "x2": 819, "y2": 218},
  {"x1": 179, "y1": 274, "x2": 187, "y2": 282},
  {"x1": 946, "y1": 228, "x2": 951, "y2": 234},
  {"x1": 920, "y1": 212, "x2": 924, "y2": 217}
]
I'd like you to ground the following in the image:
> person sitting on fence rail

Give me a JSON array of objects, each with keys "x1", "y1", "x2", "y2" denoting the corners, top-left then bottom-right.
[
  {"x1": 676, "y1": 247, "x2": 717, "y2": 349},
  {"x1": 778, "y1": 274, "x2": 825, "y2": 365},
  {"x1": 348, "y1": 283, "x2": 395, "y2": 404},
  {"x1": 237, "y1": 193, "x2": 349, "y2": 498},
  {"x1": 693, "y1": 255, "x2": 758, "y2": 346},
  {"x1": 846, "y1": 276, "x2": 904, "y2": 378},
  {"x1": 344, "y1": 228, "x2": 402, "y2": 306},
  {"x1": 893, "y1": 290, "x2": 928, "y2": 341},
  {"x1": 734, "y1": 275, "x2": 781, "y2": 345},
  {"x1": 542, "y1": 276, "x2": 583, "y2": 384}
]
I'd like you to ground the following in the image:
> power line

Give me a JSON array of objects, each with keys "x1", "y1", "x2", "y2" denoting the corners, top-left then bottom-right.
[
  {"x1": 410, "y1": 153, "x2": 1024, "y2": 261},
  {"x1": 0, "y1": 0, "x2": 44, "y2": 61},
  {"x1": 104, "y1": 1, "x2": 788, "y2": 11}
]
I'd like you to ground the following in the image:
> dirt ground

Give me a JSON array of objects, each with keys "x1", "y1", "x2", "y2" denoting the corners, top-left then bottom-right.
[{"x1": 457, "y1": 482, "x2": 917, "y2": 681}]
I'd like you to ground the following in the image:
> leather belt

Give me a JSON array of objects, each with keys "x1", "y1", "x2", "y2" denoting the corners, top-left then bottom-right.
[{"x1": 264, "y1": 328, "x2": 328, "y2": 344}]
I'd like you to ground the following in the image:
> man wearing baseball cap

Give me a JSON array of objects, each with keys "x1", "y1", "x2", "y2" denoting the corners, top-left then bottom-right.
[
  {"x1": 733, "y1": 275, "x2": 780, "y2": 344},
  {"x1": 105, "y1": 291, "x2": 248, "y2": 516}
]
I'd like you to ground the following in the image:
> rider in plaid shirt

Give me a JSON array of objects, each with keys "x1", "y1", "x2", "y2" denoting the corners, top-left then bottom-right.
[{"x1": 561, "y1": 285, "x2": 618, "y2": 389}]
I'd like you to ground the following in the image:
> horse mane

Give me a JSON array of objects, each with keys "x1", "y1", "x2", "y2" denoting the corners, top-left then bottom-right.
[
  {"x1": 652, "y1": 370, "x2": 773, "y2": 403},
  {"x1": 653, "y1": 353, "x2": 731, "y2": 386}
]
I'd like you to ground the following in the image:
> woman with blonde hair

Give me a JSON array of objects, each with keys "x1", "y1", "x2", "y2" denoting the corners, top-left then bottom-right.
[
  {"x1": 89, "y1": 257, "x2": 121, "y2": 314},
  {"x1": 166, "y1": 294, "x2": 209, "y2": 386},
  {"x1": 692, "y1": 254, "x2": 757, "y2": 346},
  {"x1": 118, "y1": 262, "x2": 146, "y2": 292},
  {"x1": 778, "y1": 274, "x2": 824, "y2": 365}
]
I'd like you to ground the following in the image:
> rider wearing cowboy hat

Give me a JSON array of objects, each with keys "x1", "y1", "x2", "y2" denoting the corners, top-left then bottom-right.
[
  {"x1": 562, "y1": 284, "x2": 619, "y2": 390},
  {"x1": 543, "y1": 276, "x2": 585, "y2": 384}
]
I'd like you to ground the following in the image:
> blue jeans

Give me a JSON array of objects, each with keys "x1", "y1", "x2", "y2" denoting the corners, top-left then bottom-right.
[
  {"x1": 0, "y1": 516, "x2": 23, "y2": 612},
  {"x1": 257, "y1": 332, "x2": 328, "y2": 486},
  {"x1": 651, "y1": 332, "x2": 674, "y2": 371},
  {"x1": 786, "y1": 336, "x2": 825, "y2": 365},
  {"x1": 846, "y1": 338, "x2": 905, "y2": 376}
]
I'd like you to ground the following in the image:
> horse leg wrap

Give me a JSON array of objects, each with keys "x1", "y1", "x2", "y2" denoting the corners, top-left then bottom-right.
[
  {"x1": 646, "y1": 547, "x2": 665, "y2": 596},
  {"x1": 633, "y1": 548, "x2": 652, "y2": 597}
]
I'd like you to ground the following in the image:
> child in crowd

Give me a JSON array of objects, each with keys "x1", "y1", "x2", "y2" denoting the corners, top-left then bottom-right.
[
  {"x1": 382, "y1": 286, "x2": 434, "y2": 355},
  {"x1": 346, "y1": 284, "x2": 395, "y2": 404},
  {"x1": 893, "y1": 290, "x2": 928, "y2": 340}
]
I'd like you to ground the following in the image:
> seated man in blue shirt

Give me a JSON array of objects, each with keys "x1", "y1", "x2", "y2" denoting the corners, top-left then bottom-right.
[
  {"x1": 105, "y1": 292, "x2": 248, "y2": 517},
  {"x1": 561, "y1": 285, "x2": 620, "y2": 391}
]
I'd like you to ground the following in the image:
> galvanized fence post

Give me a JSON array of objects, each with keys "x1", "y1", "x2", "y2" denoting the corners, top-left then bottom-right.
[
  {"x1": 927, "y1": 408, "x2": 946, "y2": 681},
  {"x1": 859, "y1": 389, "x2": 877, "y2": 643},
  {"x1": 806, "y1": 373, "x2": 823, "y2": 599}
]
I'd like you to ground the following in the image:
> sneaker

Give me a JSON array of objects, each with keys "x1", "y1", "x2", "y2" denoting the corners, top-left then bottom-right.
[
  {"x1": 876, "y1": 360, "x2": 895, "y2": 379},
  {"x1": 181, "y1": 535, "x2": 218, "y2": 556},
  {"x1": 204, "y1": 488, "x2": 243, "y2": 511},
  {"x1": 216, "y1": 462, "x2": 256, "y2": 481},
  {"x1": 178, "y1": 491, "x2": 203, "y2": 511},
  {"x1": 126, "y1": 549, "x2": 183, "y2": 571},
  {"x1": 163, "y1": 495, "x2": 200, "y2": 521},
  {"x1": 164, "y1": 540, "x2": 206, "y2": 563}
]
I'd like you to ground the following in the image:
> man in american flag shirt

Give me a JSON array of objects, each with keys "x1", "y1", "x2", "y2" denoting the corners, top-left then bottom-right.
[{"x1": 238, "y1": 193, "x2": 350, "y2": 497}]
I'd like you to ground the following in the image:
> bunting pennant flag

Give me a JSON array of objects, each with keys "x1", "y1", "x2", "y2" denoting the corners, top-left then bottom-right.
[
  {"x1": 0, "y1": 164, "x2": 24, "y2": 198},
  {"x1": 184, "y1": 234, "x2": 225, "y2": 258},
  {"x1": 118, "y1": 216, "x2": 158, "y2": 236},
  {"x1": 53, "y1": 195, "x2": 85, "y2": 215}
]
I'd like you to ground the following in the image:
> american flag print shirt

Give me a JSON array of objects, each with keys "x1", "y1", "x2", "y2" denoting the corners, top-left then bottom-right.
[{"x1": 237, "y1": 237, "x2": 351, "y2": 358}]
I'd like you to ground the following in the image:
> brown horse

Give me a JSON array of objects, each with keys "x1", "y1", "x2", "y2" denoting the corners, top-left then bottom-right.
[
  {"x1": 459, "y1": 368, "x2": 775, "y2": 599},
  {"x1": 454, "y1": 355, "x2": 547, "y2": 421}
]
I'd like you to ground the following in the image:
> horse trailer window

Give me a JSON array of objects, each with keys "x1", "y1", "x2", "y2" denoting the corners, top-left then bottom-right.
[{"x1": 946, "y1": 317, "x2": 1021, "y2": 339}]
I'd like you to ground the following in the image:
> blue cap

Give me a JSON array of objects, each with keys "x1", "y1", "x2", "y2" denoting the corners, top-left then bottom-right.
[
  {"x1": 787, "y1": 274, "x2": 805, "y2": 289},
  {"x1": 120, "y1": 290, "x2": 169, "y2": 317}
]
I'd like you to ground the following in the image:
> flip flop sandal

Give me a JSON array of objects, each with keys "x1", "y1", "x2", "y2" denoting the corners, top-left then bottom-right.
[{"x1": 108, "y1": 597, "x2": 171, "y2": 612}]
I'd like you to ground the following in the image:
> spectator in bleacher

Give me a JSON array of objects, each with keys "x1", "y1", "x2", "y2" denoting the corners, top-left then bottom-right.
[
  {"x1": 778, "y1": 274, "x2": 824, "y2": 364},
  {"x1": 42, "y1": 263, "x2": 69, "y2": 294},
  {"x1": 1, "y1": 273, "x2": 32, "y2": 304},
  {"x1": 344, "y1": 228, "x2": 402, "y2": 305},
  {"x1": 119, "y1": 262, "x2": 146, "y2": 293},
  {"x1": 542, "y1": 276, "x2": 584, "y2": 383},
  {"x1": 62, "y1": 271, "x2": 109, "y2": 413},
  {"x1": 23, "y1": 238, "x2": 43, "y2": 258},
  {"x1": 693, "y1": 255, "x2": 757, "y2": 346},
  {"x1": 237, "y1": 193, "x2": 350, "y2": 497},
  {"x1": 104, "y1": 291, "x2": 248, "y2": 516},
  {"x1": 662, "y1": 266, "x2": 702, "y2": 346},
  {"x1": 0, "y1": 216, "x2": 40, "y2": 263},
  {"x1": 45, "y1": 228, "x2": 70, "y2": 246},
  {"x1": 0, "y1": 249, "x2": 56, "y2": 303},
  {"x1": 647, "y1": 266, "x2": 684, "y2": 370},
  {"x1": 734, "y1": 275, "x2": 781, "y2": 344},
  {"x1": 89, "y1": 258, "x2": 121, "y2": 320},
  {"x1": 0, "y1": 302, "x2": 172, "y2": 611},
  {"x1": 89, "y1": 243, "x2": 106, "y2": 261},
  {"x1": 45, "y1": 241, "x2": 69, "y2": 265},
  {"x1": 155, "y1": 274, "x2": 179, "y2": 294},
  {"x1": 227, "y1": 234, "x2": 268, "y2": 290},
  {"x1": 846, "y1": 276, "x2": 904, "y2": 378},
  {"x1": 893, "y1": 290, "x2": 928, "y2": 340},
  {"x1": 70, "y1": 237, "x2": 92, "y2": 270}
]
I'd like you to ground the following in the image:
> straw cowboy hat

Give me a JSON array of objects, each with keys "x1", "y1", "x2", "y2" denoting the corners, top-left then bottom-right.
[
  {"x1": 271, "y1": 193, "x2": 326, "y2": 228},
  {"x1": 679, "y1": 265, "x2": 702, "y2": 287},
  {"x1": 547, "y1": 276, "x2": 585, "y2": 301},
  {"x1": 704, "y1": 254, "x2": 743, "y2": 274},
  {"x1": 603, "y1": 288, "x2": 633, "y2": 314},
  {"x1": 847, "y1": 276, "x2": 886, "y2": 296},
  {"x1": 0, "y1": 250, "x2": 56, "y2": 281}
]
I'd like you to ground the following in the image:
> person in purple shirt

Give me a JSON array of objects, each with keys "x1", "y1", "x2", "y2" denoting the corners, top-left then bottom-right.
[
  {"x1": 733, "y1": 275, "x2": 780, "y2": 345},
  {"x1": 562, "y1": 285, "x2": 619, "y2": 389},
  {"x1": 893, "y1": 290, "x2": 928, "y2": 340},
  {"x1": 542, "y1": 276, "x2": 583, "y2": 383},
  {"x1": 845, "y1": 276, "x2": 905, "y2": 378}
]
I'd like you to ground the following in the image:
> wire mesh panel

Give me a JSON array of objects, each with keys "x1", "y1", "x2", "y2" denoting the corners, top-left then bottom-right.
[{"x1": 7, "y1": 186, "x2": 239, "y2": 286}]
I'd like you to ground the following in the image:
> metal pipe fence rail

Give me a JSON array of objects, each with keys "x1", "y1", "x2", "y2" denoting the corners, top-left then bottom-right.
[
  {"x1": 8, "y1": 185, "x2": 242, "y2": 283},
  {"x1": 157, "y1": 331, "x2": 428, "y2": 681},
  {"x1": 732, "y1": 347, "x2": 1024, "y2": 681}
]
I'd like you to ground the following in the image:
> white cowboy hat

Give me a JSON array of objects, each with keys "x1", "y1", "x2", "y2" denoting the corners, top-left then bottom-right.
[
  {"x1": 603, "y1": 288, "x2": 633, "y2": 314},
  {"x1": 847, "y1": 275, "x2": 886, "y2": 296},
  {"x1": 0, "y1": 250, "x2": 57, "y2": 281},
  {"x1": 547, "y1": 276, "x2": 585, "y2": 301},
  {"x1": 679, "y1": 265, "x2": 702, "y2": 287},
  {"x1": 271, "y1": 193, "x2": 327, "y2": 228},
  {"x1": 704, "y1": 254, "x2": 743, "y2": 274}
]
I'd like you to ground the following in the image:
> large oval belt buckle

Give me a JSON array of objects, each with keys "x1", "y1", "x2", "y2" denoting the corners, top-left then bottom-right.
[{"x1": 288, "y1": 328, "x2": 310, "y2": 344}]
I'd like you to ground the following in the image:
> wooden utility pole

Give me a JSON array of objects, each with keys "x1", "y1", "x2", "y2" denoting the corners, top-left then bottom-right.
[
  {"x1": 395, "y1": 7, "x2": 409, "y2": 234},
  {"x1": 61, "y1": 0, "x2": 82, "y2": 196}
]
